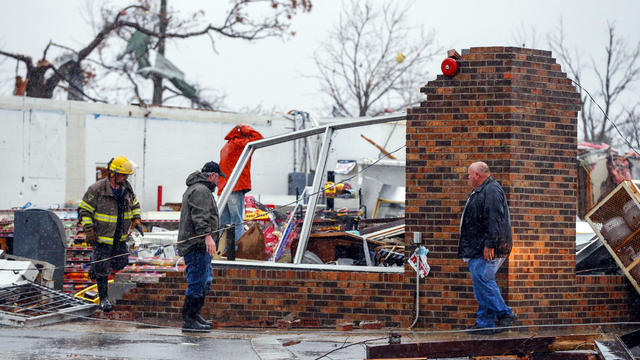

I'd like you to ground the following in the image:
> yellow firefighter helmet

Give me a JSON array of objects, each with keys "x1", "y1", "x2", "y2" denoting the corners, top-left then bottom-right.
[{"x1": 108, "y1": 156, "x2": 135, "y2": 175}]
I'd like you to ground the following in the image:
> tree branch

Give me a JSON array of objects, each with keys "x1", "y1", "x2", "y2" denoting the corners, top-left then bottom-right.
[{"x1": 313, "y1": 0, "x2": 437, "y2": 117}]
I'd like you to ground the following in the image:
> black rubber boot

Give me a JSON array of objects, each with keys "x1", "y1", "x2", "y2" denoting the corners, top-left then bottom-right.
[
  {"x1": 225, "y1": 227, "x2": 236, "y2": 261},
  {"x1": 182, "y1": 296, "x2": 211, "y2": 332},
  {"x1": 97, "y1": 277, "x2": 113, "y2": 312},
  {"x1": 194, "y1": 297, "x2": 212, "y2": 328}
]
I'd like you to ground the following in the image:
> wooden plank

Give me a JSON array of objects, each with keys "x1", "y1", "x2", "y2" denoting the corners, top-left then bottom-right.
[
  {"x1": 366, "y1": 335, "x2": 602, "y2": 359},
  {"x1": 360, "y1": 218, "x2": 405, "y2": 235},
  {"x1": 613, "y1": 226, "x2": 640, "y2": 252},
  {"x1": 548, "y1": 335, "x2": 601, "y2": 351},
  {"x1": 366, "y1": 337, "x2": 558, "y2": 359},
  {"x1": 625, "y1": 252, "x2": 640, "y2": 272}
]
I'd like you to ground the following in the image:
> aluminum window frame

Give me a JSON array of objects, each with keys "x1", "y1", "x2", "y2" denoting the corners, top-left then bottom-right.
[{"x1": 218, "y1": 113, "x2": 406, "y2": 265}]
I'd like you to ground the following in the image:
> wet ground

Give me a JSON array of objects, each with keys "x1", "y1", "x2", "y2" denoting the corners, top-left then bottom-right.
[
  {"x1": 0, "y1": 319, "x2": 638, "y2": 359},
  {"x1": 0, "y1": 320, "x2": 385, "y2": 360},
  {"x1": 1, "y1": 328, "x2": 255, "y2": 359}
]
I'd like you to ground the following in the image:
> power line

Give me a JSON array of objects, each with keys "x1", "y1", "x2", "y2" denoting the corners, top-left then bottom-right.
[{"x1": 572, "y1": 79, "x2": 640, "y2": 155}]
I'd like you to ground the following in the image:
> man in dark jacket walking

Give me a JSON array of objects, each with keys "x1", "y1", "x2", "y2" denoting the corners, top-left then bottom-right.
[
  {"x1": 177, "y1": 161, "x2": 225, "y2": 332},
  {"x1": 458, "y1": 161, "x2": 516, "y2": 334}
]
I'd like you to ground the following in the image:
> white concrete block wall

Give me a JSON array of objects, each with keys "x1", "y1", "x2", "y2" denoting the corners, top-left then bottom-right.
[
  {"x1": 65, "y1": 104, "x2": 88, "y2": 206},
  {"x1": 0, "y1": 108, "x2": 67, "y2": 209},
  {"x1": 25, "y1": 110, "x2": 67, "y2": 207},
  {"x1": 84, "y1": 114, "x2": 145, "y2": 202},
  {"x1": 0, "y1": 96, "x2": 406, "y2": 211},
  {"x1": 0, "y1": 109, "x2": 25, "y2": 209},
  {"x1": 144, "y1": 116, "x2": 227, "y2": 208},
  {"x1": 246, "y1": 117, "x2": 297, "y2": 197}
]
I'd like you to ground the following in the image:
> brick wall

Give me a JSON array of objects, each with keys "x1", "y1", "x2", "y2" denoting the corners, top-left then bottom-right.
[
  {"x1": 117, "y1": 47, "x2": 635, "y2": 330},
  {"x1": 117, "y1": 266, "x2": 413, "y2": 327},
  {"x1": 405, "y1": 46, "x2": 633, "y2": 328}
]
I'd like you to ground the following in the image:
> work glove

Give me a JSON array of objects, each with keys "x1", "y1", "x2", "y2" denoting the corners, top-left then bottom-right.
[
  {"x1": 131, "y1": 218, "x2": 144, "y2": 237},
  {"x1": 84, "y1": 227, "x2": 97, "y2": 246}
]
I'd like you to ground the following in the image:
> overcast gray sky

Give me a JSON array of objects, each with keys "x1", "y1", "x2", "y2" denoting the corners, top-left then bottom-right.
[{"x1": 1, "y1": 0, "x2": 639, "y2": 118}]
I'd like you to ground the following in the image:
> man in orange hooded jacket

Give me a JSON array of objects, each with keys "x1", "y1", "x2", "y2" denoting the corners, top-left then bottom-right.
[{"x1": 218, "y1": 125, "x2": 264, "y2": 259}]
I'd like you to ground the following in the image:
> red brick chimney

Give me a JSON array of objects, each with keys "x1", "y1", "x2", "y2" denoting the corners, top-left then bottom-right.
[{"x1": 405, "y1": 46, "x2": 633, "y2": 328}]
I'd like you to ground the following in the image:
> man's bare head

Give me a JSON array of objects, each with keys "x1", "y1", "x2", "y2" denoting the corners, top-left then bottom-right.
[{"x1": 467, "y1": 161, "x2": 491, "y2": 188}]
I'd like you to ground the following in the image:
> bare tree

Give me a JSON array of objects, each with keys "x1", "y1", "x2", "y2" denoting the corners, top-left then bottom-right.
[
  {"x1": 313, "y1": 0, "x2": 439, "y2": 117},
  {"x1": 548, "y1": 20, "x2": 640, "y2": 147},
  {"x1": 0, "y1": 0, "x2": 312, "y2": 108},
  {"x1": 623, "y1": 106, "x2": 640, "y2": 151},
  {"x1": 90, "y1": 0, "x2": 226, "y2": 108},
  {"x1": 152, "y1": 0, "x2": 168, "y2": 105}
]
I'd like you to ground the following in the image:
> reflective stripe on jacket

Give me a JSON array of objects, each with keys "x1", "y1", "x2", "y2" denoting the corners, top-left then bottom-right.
[{"x1": 78, "y1": 178, "x2": 141, "y2": 245}]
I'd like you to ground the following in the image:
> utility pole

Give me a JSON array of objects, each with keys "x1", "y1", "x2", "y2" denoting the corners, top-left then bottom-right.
[{"x1": 152, "y1": 0, "x2": 167, "y2": 105}]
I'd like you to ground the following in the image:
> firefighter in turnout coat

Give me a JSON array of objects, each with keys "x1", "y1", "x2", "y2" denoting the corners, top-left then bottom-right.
[{"x1": 78, "y1": 156, "x2": 142, "y2": 312}]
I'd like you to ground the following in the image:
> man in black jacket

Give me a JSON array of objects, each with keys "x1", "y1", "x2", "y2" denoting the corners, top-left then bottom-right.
[
  {"x1": 177, "y1": 161, "x2": 225, "y2": 332},
  {"x1": 458, "y1": 161, "x2": 516, "y2": 334}
]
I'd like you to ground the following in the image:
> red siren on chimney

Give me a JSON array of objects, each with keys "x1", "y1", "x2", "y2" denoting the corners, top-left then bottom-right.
[
  {"x1": 441, "y1": 49, "x2": 461, "y2": 77},
  {"x1": 441, "y1": 58, "x2": 457, "y2": 76}
]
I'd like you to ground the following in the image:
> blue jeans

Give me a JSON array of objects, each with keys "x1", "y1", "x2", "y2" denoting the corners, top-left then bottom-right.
[
  {"x1": 468, "y1": 257, "x2": 513, "y2": 328},
  {"x1": 220, "y1": 191, "x2": 245, "y2": 242},
  {"x1": 184, "y1": 250, "x2": 212, "y2": 298}
]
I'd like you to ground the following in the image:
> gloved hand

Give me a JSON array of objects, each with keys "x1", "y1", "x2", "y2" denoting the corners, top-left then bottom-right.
[
  {"x1": 84, "y1": 227, "x2": 97, "y2": 246},
  {"x1": 131, "y1": 218, "x2": 144, "y2": 237}
]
